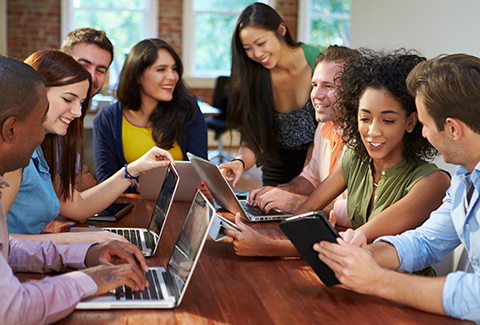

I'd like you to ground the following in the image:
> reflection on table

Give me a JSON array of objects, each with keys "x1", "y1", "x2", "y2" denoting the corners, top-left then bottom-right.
[{"x1": 16, "y1": 195, "x2": 474, "y2": 325}]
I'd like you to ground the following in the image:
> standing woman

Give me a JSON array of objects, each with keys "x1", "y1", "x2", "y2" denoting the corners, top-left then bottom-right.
[
  {"x1": 93, "y1": 38, "x2": 208, "y2": 192},
  {"x1": 3, "y1": 50, "x2": 174, "y2": 243},
  {"x1": 220, "y1": 3, "x2": 324, "y2": 187}
]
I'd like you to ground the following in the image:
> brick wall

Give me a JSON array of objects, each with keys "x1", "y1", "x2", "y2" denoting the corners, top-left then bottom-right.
[
  {"x1": 6, "y1": 0, "x2": 298, "y2": 98},
  {"x1": 7, "y1": 0, "x2": 61, "y2": 60}
]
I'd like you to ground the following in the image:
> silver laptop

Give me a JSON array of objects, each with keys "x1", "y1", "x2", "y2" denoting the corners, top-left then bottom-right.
[
  {"x1": 187, "y1": 153, "x2": 293, "y2": 222},
  {"x1": 76, "y1": 190, "x2": 215, "y2": 309},
  {"x1": 139, "y1": 161, "x2": 201, "y2": 202},
  {"x1": 72, "y1": 164, "x2": 179, "y2": 257}
]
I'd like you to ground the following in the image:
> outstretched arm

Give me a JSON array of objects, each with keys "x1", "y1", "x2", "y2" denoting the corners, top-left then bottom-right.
[
  {"x1": 314, "y1": 239, "x2": 446, "y2": 316},
  {"x1": 219, "y1": 143, "x2": 257, "y2": 187},
  {"x1": 246, "y1": 176, "x2": 315, "y2": 213},
  {"x1": 59, "y1": 147, "x2": 174, "y2": 222},
  {"x1": 295, "y1": 162, "x2": 346, "y2": 215},
  {"x1": 358, "y1": 170, "x2": 450, "y2": 243}
]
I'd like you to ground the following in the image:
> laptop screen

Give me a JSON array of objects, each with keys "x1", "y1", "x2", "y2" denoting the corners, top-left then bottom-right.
[
  {"x1": 146, "y1": 164, "x2": 179, "y2": 250},
  {"x1": 165, "y1": 190, "x2": 214, "y2": 303}
]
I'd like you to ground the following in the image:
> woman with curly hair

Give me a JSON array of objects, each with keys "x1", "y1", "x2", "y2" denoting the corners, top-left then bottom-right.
[{"x1": 225, "y1": 49, "x2": 451, "y2": 257}]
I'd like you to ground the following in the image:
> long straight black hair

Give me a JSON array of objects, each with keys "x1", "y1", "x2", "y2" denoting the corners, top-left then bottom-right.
[
  {"x1": 228, "y1": 3, "x2": 301, "y2": 161},
  {"x1": 116, "y1": 38, "x2": 196, "y2": 151}
]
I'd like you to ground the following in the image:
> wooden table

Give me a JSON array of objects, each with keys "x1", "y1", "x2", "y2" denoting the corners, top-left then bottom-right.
[{"x1": 17, "y1": 195, "x2": 473, "y2": 324}]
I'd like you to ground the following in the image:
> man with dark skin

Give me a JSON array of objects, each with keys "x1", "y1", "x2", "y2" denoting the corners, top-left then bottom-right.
[{"x1": 0, "y1": 56, "x2": 149, "y2": 324}]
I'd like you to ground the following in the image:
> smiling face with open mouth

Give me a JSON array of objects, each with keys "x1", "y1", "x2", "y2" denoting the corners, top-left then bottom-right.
[
  {"x1": 358, "y1": 87, "x2": 417, "y2": 169},
  {"x1": 44, "y1": 80, "x2": 89, "y2": 136},
  {"x1": 311, "y1": 60, "x2": 342, "y2": 123},
  {"x1": 139, "y1": 48, "x2": 179, "y2": 105},
  {"x1": 239, "y1": 26, "x2": 285, "y2": 70}
]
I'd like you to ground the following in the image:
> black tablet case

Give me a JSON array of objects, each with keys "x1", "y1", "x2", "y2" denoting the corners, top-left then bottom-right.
[{"x1": 280, "y1": 212, "x2": 340, "y2": 286}]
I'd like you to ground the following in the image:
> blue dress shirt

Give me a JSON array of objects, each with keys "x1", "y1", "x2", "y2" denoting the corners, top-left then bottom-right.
[{"x1": 376, "y1": 162, "x2": 480, "y2": 322}]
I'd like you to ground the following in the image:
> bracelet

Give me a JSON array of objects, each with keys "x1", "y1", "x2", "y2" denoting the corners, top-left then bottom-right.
[
  {"x1": 231, "y1": 158, "x2": 245, "y2": 169},
  {"x1": 124, "y1": 164, "x2": 139, "y2": 185}
]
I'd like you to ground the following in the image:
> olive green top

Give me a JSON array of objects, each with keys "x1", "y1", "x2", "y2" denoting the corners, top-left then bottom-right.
[{"x1": 342, "y1": 146, "x2": 443, "y2": 229}]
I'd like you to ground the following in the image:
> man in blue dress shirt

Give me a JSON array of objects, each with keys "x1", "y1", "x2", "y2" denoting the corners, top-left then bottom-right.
[{"x1": 314, "y1": 53, "x2": 480, "y2": 322}]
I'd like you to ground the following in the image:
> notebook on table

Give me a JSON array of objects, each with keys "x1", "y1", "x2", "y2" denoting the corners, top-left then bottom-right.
[
  {"x1": 139, "y1": 161, "x2": 201, "y2": 202},
  {"x1": 76, "y1": 190, "x2": 216, "y2": 309},
  {"x1": 71, "y1": 163, "x2": 179, "y2": 257},
  {"x1": 187, "y1": 153, "x2": 293, "y2": 222}
]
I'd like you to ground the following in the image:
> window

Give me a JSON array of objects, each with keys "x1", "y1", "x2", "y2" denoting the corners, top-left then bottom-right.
[
  {"x1": 182, "y1": 0, "x2": 273, "y2": 83},
  {"x1": 298, "y1": 0, "x2": 350, "y2": 47},
  {"x1": 61, "y1": 0, "x2": 158, "y2": 89}
]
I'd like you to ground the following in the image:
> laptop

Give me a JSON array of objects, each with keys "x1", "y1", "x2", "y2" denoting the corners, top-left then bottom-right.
[
  {"x1": 71, "y1": 163, "x2": 180, "y2": 257},
  {"x1": 187, "y1": 153, "x2": 293, "y2": 222},
  {"x1": 76, "y1": 190, "x2": 215, "y2": 309},
  {"x1": 139, "y1": 161, "x2": 201, "y2": 202}
]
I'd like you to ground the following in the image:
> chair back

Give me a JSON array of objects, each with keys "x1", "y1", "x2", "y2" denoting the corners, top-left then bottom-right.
[{"x1": 211, "y1": 76, "x2": 229, "y2": 120}]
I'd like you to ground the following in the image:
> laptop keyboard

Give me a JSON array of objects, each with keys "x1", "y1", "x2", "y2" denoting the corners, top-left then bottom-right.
[
  {"x1": 107, "y1": 228, "x2": 142, "y2": 248},
  {"x1": 240, "y1": 201, "x2": 287, "y2": 217},
  {"x1": 115, "y1": 269, "x2": 164, "y2": 301}
]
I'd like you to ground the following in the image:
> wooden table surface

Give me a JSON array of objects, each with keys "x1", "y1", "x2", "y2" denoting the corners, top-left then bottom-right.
[{"x1": 17, "y1": 195, "x2": 473, "y2": 325}]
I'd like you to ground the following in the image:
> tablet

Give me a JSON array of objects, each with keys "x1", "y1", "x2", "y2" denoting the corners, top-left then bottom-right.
[
  {"x1": 279, "y1": 211, "x2": 340, "y2": 286},
  {"x1": 87, "y1": 203, "x2": 134, "y2": 222}
]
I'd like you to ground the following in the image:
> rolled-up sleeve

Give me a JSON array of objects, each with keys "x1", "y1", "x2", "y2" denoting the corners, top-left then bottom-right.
[
  {"x1": 443, "y1": 271, "x2": 480, "y2": 322},
  {"x1": 1, "y1": 236, "x2": 98, "y2": 324}
]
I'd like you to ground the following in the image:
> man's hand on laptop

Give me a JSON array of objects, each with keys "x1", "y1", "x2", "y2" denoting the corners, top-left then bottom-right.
[
  {"x1": 84, "y1": 240, "x2": 148, "y2": 272},
  {"x1": 247, "y1": 186, "x2": 306, "y2": 213},
  {"x1": 81, "y1": 264, "x2": 149, "y2": 296}
]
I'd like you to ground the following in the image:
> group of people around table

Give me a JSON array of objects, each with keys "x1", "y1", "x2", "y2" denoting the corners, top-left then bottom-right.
[{"x1": 0, "y1": 2, "x2": 479, "y2": 324}]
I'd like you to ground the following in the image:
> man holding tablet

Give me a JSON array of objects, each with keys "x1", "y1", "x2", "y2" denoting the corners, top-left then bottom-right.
[{"x1": 314, "y1": 54, "x2": 480, "y2": 323}]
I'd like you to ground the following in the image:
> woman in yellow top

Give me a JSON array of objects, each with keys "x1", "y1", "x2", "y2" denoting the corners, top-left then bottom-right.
[{"x1": 93, "y1": 38, "x2": 208, "y2": 192}]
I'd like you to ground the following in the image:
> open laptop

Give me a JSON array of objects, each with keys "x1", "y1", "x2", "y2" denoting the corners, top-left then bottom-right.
[
  {"x1": 76, "y1": 190, "x2": 215, "y2": 309},
  {"x1": 71, "y1": 163, "x2": 180, "y2": 257},
  {"x1": 187, "y1": 153, "x2": 293, "y2": 222},
  {"x1": 139, "y1": 161, "x2": 201, "y2": 202}
]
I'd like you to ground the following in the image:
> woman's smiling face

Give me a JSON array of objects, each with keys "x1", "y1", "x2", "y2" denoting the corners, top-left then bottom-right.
[
  {"x1": 358, "y1": 88, "x2": 417, "y2": 168},
  {"x1": 239, "y1": 25, "x2": 285, "y2": 69},
  {"x1": 43, "y1": 80, "x2": 89, "y2": 136}
]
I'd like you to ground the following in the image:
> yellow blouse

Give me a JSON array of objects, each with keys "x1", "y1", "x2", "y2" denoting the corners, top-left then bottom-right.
[{"x1": 122, "y1": 116, "x2": 183, "y2": 163}]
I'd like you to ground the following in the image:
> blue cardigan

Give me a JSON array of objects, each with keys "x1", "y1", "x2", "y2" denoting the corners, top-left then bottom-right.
[{"x1": 93, "y1": 100, "x2": 208, "y2": 192}]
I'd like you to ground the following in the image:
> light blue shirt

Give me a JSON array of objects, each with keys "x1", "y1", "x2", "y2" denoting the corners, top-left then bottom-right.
[
  {"x1": 376, "y1": 162, "x2": 480, "y2": 322},
  {"x1": 7, "y1": 146, "x2": 60, "y2": 234}
]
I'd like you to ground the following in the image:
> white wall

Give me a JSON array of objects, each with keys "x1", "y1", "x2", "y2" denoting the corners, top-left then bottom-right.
[
  {"x1": 349, "y1": 0, "x2": 480, "y2": 175},
  {"x1": 349, "y1": 0, "x2": 480, "y2": 274},
  {"x1": 350, "y1": 0, "x2": 480, "y2": 59}
]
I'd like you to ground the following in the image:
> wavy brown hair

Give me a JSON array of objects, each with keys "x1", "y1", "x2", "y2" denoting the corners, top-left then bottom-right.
[
  {"x1": 407, "y1": 53, "x2": 480, "y2": 134},
  {"x1": 335, "y1": 49, "x2": 437, "y2": 162},
  {"x1": 25, "y1": 50, "x2": 92, "y2": 201}
]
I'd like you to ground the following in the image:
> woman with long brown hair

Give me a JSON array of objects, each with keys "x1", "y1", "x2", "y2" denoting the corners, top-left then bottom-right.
[
  {"x1": 4, "y1": 50, "x2": 174, "y2": 243},
  {"x1": 93, "y1": 38, "x2": 208, "y2": 193}
]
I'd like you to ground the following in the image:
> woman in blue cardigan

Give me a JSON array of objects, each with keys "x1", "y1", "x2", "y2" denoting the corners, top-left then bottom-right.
[{"x1": 94, "y1": 39, "x2": 208, "y2": 192}]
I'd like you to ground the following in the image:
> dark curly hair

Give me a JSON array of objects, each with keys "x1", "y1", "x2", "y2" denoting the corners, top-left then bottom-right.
[{"x1": 335, "y1": 49, "x2": 438, "y2": 162}]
